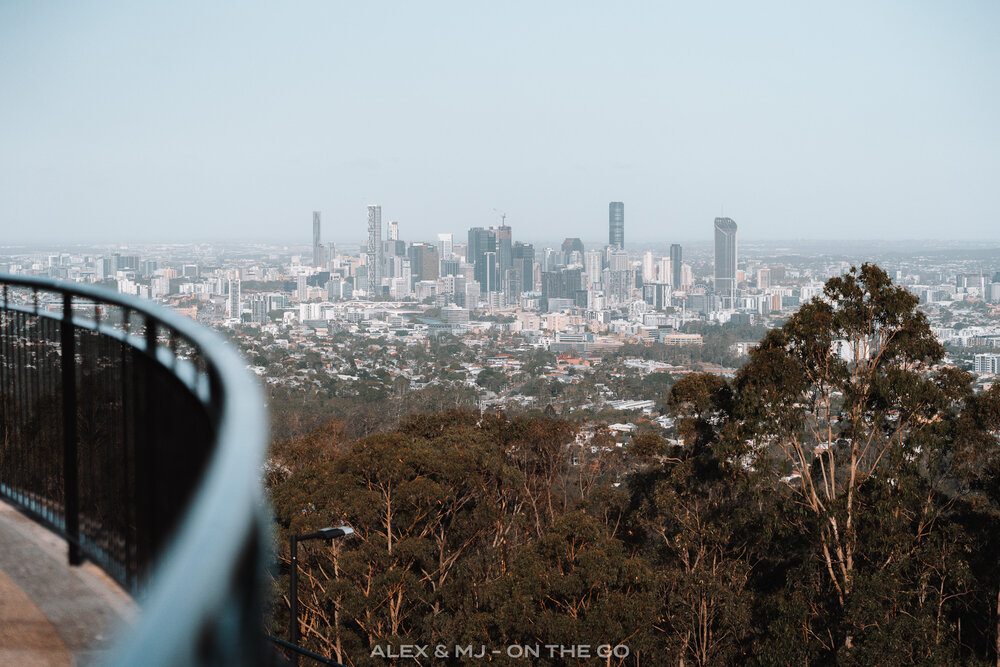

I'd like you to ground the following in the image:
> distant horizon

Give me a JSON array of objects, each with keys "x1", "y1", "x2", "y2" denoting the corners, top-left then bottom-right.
[{"x1": 5, "y1": 236, "x2": 1000, "y2": 252}]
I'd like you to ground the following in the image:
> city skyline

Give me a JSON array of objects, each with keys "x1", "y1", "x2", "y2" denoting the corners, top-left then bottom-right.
[
  {"x1": 1, "y1": 2, "x2": 998, "y2": 244},
  {"x1": 2, "y1": 3, "x2": 1000, "y2": 663}
]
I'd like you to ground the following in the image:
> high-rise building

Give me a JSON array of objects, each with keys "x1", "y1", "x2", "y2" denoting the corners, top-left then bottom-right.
[
  {"x1": 312, "y1": 211, "x2": 324, "y2": 267},
  {"x1": 562, "y1": 238, "x2": 585, "y2": 256},
  {"x1": 367, "y1": 205, "x2": 382, "y2": 293},
  {"x1": 608, "y1": 249, "x2": 630, "y2": 272},
  {"x1": 584, "y1": 250, "x2": 604, "y2": 289},
  {"x1": 974, "y1": 353, "x2": 1000, "y2": 374},
  {"x1": 642, "y1": 252, "x2": 656, "y2": 282},
  {"x1": 468, "y1": 227, "x2": 497, "y2": 292},
  {"x1": 437, "y1": 233, "x2": 454, "y2": 261},
  {"x1": 657, "y1": 257, "x2": 672, "y2": 285},
  {"x1": 714, "y1": 217, "x2": 738, "y2": 303},
  {"x1": 227, "y1": 277, "x2": 241, "y2": 319},
  {"x1": 387, "y1": 221, "x2": 399, "y2": 241},
  {"x1": 609, "y1": 202, "x2": 624, "y2": 249},
  {"x1": 670, "y1": 244, "x2": 683, "y2": 288},
  {"x1": 496, "y1": 225, "x2": 512, "y2": 288},
  {"x1": 482, "y1": 251, "x2": 498, "y2": 293},
  {"x1": 512, "y1": 242, "x2": 535, "y2": 293},
  {"x1": 408, "y1": 243, "x2": 439, "y2": 285}
]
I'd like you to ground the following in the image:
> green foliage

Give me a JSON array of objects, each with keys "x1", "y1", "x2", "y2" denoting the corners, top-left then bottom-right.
[
  {"x1": 476, "y1": 367, "x2": 507, "y2": 394},
  {"x1": 263, "y1": 264, "x2": 1000, "y2": 666}
]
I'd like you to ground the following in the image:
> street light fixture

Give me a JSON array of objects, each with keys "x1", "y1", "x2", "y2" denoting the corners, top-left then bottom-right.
[{"x1": 289, "y1": 525, "x2": 353, "y2": 666}]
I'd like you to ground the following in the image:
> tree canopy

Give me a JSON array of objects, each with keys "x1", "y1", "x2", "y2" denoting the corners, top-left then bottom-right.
[{"x1": 266, "y1": 265, "x2": 1000, "y2": 665}]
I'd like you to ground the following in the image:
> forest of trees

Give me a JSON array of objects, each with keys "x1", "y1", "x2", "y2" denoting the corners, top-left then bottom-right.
[{"x1": 265, "y1": 265, "x2": 1000, "y2": 665}]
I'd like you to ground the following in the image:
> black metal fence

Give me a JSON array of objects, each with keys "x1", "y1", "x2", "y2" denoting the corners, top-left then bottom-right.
[{"x1": 0, "y1": 275, "x2": 271, "y2": 666}]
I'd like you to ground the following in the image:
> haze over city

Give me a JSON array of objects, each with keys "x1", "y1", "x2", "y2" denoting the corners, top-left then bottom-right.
[{"x1": 2, "y1": 1, "x2": 998, "y2": 244}]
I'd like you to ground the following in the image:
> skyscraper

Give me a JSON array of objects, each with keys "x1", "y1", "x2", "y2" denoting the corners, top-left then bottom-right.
[
  {"x1": 437, "y1": 233, "x2": 453, "y2": 260},
  {"x1": 387, "y1": 221, "x2": 399, "y2": 241},
  {"x1": 312, "y1": 211, "x2": 324, "y2": 267},
  {"x1": 642, "y1": 251, "x2": 656, "y2": 282},
  {"x1": 468, "y1": 226, "x2": 497, "y2": 292},
  {"x1": 367, "y1": 205, "x2": 382, "y2": 294},
  {"x1": 562, "y1": 238, "x2": 585, "y2": 256},
  {"x1": 408, "y1": 243, "x2": 439, "y2": 284},
  {"x1": 496, "y1": 225, "x2": 512, "y2": 289},
  {"x1": 713, "y1": 217, "x2": 738, "y2": 303},
  {"x1": 512, "y1": 241, "x2": 535, "y2": 293},
  {"x1": 670, "y1": 244, "x2": 683, "y2": 288},
  {"x1": 227, "y1": 277, "x2": 241, "y2": 319},
  {"x1": 609, "y1": 202, "x2": 624, "y2": 249},
  {"x1": 584, "y1": 250, "x2": 604, "y2": 289}
]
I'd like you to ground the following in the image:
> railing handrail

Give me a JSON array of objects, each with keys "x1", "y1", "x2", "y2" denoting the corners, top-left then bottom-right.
[{"x1": 0, "y1": 274, "x2": 271, "y2": 666}]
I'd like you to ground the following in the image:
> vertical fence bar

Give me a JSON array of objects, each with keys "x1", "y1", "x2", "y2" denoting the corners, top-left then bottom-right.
[{"x1": 61, "y1": 292, "x2": 81, "y2": 565}]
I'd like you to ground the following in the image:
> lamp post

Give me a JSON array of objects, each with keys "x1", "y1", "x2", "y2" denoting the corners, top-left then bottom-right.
[{"x1": 290, "y1": 526, "x2": 354, "y2": 666}]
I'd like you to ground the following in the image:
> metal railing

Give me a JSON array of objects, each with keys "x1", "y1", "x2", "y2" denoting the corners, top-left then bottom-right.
[{"x1": 0, "y1": 274, "x2": 272, "y2": 666}]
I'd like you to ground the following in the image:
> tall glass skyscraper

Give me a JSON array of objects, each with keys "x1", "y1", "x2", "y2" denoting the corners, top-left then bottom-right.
[
  {"x1": 312, "y1": 211, "x2": 323, "y2": 267},
  {"x1": 609, "y1": 202, "x2": 624, "y2": 249},
  {"x1": 496, "y1": 225, "x2": 512, "y2": 289},
  {"x1": 670, "y1": 243, "x2": 682, "y2": 287},
  {"x1": 713, "y1": 217, "x2": 738, "y2": 302},
  {"x1": 367, "y1": 205, "x2": 382, "y2": 294}
]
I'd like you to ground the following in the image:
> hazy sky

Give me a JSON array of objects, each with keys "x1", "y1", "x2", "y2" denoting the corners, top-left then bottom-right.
[{"x1": 1, "y1": 2, "x2": 997, "y2": 245}]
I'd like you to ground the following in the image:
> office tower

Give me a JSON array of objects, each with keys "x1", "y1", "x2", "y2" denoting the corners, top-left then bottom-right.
[
  {"x1": 757, "y1": 268, "x2": 771, "y2": 289},
  {"x1": 504, "y1": 266, "x2": 522, "y2": 303},
  {"x1": 642, "y1": 252, "x2": 656, "y2": 282},
  {"x1": 496, "y1": 225, "x2": 512, "y2": 288},
  {"x1": 437, "y1": 233, "x2": 454, "y2": 261},
  {"x1": 541, "y1": 268, "x2": 582, "y2": 303},
  {"x1": 387, "y1": 221, "x2": 399, "y2": 241},
  {"x1": 250, "y1": 294, "x2": 267, "y2": 324},
  {"x1": 603, "y1": 249, "x2": 632, "y2": 304},
  {"x1": 227, "y1": 277, "x2": 241, "y2": 319},
  {"x1": 312, "y1": 211, "x2": 324, "y2": 267},
  {"x1": 714, "y1": 217, "x2": 738, "y2": 302},
  {"x1": 583, "y1": 250, "x2": 604, "y2": 289},
  {"x1": 681, "y1": 264, "x2": 693, "y2": 290},
  {"x1": 541, "y1": 248, "x2": 559, "y2": 273},
  {"x1": 562, "y1": 238, "x2": 585, "y2": 256},
  {"x1": 467, "y1": 227, "x2": 486, "y2": 266},
  {"x1": 609, "y1": 202, "x2": 624, "y2": 249},
  {"x1": 367, "y1": 205, "x2": 382, "y2": 293},
  {"x1": 657, "y1": 257, "x2": 672, "y2": 285},
  {"x1": 512, "y1": 242, "x2": 535, "y2": 292},
  {"x1": 608, "y1": 249, "x2": 629, "y2": 272},
  {"x1": 602, "y1": 267, "x2": 631, "y2": 304},
  {"x1": 468, "y1": 226, "x2": 497, "y2": 291},
  {"x1": 482, "y1": 251, "x2": 498, "y2": 293},
  {"x1": 670, "y1": 244, "x2": 683, "y2": 287},
  {"x1": 408, "y1": 243, "x2": 439, "y2": 284}
]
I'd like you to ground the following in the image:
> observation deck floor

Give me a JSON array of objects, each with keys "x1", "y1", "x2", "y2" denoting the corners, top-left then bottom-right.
[{"x1": 0, "y1": 501, "x2": 137, "y2": 666}]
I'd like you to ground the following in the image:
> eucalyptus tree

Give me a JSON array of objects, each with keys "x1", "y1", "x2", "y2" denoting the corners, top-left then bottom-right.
[{"x1": 732, "y1": 263, "x2": 979, "y2": 657}]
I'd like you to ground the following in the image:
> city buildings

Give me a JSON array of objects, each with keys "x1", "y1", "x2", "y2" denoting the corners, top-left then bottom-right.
[
  {"x1": 714, "y1": 217, "x2": 738, "y2": 304},
  {"x1": 974, "y1": 353, "x2": 1000, "y2": 374}
]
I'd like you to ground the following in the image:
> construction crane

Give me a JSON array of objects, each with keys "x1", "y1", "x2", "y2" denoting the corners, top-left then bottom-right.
[{"x1": 492, "y1": 208, "x2": 506, "y2": 225}]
